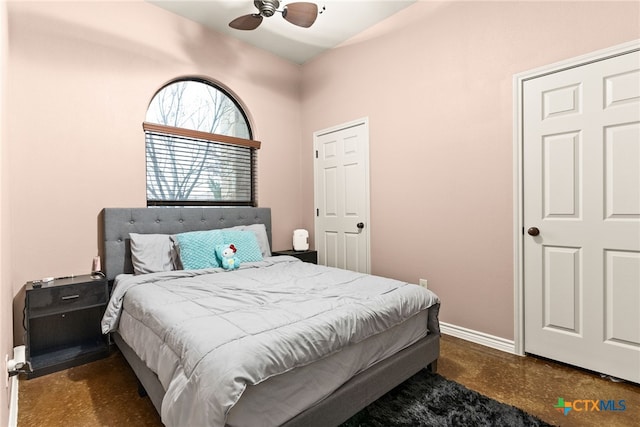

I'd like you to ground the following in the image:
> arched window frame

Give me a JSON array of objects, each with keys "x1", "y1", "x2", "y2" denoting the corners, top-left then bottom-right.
[{"x1": 144, "y1": 78, "x2": 260, "y2": 207}]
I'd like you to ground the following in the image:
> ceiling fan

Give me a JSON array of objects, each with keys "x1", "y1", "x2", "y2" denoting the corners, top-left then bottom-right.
[{"x1": 229, "y1": 0, "x2": 319, "y2": 31}]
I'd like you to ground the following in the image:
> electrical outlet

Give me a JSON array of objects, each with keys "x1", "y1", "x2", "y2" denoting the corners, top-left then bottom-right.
[{"x1": 419, "y1": 279, "x2": 428, "y2": 289}]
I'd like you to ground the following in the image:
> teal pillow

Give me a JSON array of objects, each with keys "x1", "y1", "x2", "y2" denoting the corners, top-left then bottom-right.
[
  {"x1": 172, "y1": 230, "x2": 224, "y2": 270},
  {"x1": 221, "y1": 230, "x2": 263, "y2": 263}
]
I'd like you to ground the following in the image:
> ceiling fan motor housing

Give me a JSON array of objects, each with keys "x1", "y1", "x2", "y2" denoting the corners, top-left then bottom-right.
[{"x1": 254, "y1": 0, "x2": 280, "y2": 17}]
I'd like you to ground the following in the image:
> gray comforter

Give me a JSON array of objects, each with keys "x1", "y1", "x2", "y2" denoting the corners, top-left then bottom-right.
[{"x1": 102, "y1": 256, "x2": 440, "y2": 427}]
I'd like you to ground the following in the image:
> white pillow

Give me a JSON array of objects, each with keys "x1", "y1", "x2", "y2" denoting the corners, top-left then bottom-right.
[
  {"x1": 230, "y1": 224, "x2": 271, "y2": 257},
  {"x1": 129, "y1": 233, "x2": 177, "y2": 275}
]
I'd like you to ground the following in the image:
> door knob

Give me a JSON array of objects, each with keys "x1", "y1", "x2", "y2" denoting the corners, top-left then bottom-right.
[
  {"x1": 356, "y1": 222, "x2": 365, "y2": 230},
  {"x1": 527, "y1": 227, "x2": 540, "y2": 236}
]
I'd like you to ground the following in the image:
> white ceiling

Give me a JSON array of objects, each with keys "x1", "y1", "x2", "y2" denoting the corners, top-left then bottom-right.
[{"x1": 147, "y1": 0, "x2": 417, "y2": 64}]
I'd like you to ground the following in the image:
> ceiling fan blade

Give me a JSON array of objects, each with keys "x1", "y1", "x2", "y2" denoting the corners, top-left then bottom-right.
[
  {"x1": 229, "y1": 14, "x2": 263, "y2": 30},
  {"x1": 282, "y1": 2, "x2": 318, "y2": 28}
]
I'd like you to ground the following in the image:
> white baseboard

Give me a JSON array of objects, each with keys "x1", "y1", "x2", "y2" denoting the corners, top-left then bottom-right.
[
  {"x1": 440, "y1": 322, "x2": 517, "y2": 355},
  {"x1": 8, "y1": 374, "x2": 18, "y2": 427}
]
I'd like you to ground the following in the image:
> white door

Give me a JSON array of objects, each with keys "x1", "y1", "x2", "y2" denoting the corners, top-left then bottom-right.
[
  {"x1": 523, "y1": 51, "x2": 640, "y2": 383},
  {"x1": 314, "y1": 119, "x2": 370, "y2": 273}
]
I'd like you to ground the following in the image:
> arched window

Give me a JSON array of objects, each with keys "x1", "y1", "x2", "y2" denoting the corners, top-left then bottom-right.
[{"x1": 144, "y1": 78, "x2": 260, "y2": 206}]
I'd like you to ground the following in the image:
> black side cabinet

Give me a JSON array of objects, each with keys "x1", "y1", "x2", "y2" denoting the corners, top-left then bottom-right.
[
  {"x1": 272, "y1": 249, "x2": 318, "y2": 264},
  {"x1": 25, "y1": 274, "x2": 110, "y2": 378}
]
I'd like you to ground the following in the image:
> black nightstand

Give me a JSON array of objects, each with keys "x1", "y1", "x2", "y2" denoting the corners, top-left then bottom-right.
[
  {"x1": 25, "y1": 274, "x2": 110, "y2": 378},
  {"x1": 272, "y1": 249, "x2": 318, "y2": 264}
]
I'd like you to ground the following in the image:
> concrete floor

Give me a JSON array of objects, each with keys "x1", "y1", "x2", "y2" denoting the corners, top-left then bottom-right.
[{"x1": 18, "y1": 334, "x2": 640, "y2": 426}]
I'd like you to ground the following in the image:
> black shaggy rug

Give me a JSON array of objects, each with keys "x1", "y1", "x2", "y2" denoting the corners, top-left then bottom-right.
[{"x1": 341, "y1": 370, "x2": 553, "y2": 427}]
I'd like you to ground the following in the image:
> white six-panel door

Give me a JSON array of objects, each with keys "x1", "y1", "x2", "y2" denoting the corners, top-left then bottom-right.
[
  {"x1": 523, "y1": 50, "x2": 640, "y2": 383},
  {"x1": 314, "y1": 119, "x2": 370, "y2": 273}
]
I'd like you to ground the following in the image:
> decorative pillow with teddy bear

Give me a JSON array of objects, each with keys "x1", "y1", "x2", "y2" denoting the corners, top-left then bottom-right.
[
  {"x1": 219, "y1": 230, "x2": 263, "y2": 263},
  {"x1": 172, "y1": 229, "x2": 263, "y2": 271}
]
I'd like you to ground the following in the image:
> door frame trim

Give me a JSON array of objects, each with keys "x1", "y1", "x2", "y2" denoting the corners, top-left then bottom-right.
[
  {"x1": 313, "y1": 117, "x2": 371, "y2": 273},
  {"x1": 512, "y1": 39, "x2": 640, "y2": 356}
]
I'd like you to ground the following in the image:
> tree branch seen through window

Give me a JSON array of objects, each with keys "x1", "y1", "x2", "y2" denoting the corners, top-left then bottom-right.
[{"x1": 144, "y1": 79, "x2": 259, "y2": 206}]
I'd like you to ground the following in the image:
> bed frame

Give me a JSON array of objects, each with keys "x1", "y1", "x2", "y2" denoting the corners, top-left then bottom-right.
[{"x1": 101, "y1": 207, "x2": 440, "y2": 427}]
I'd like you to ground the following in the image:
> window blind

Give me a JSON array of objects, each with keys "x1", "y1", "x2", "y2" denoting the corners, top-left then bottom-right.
[{"x1": 143, "y1": 122, "x2": 260, "y2": 206}]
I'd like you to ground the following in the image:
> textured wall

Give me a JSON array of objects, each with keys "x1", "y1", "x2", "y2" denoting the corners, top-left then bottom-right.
[
  {"x1": 6, "y1": 0, "x2": 303, "y2": 343},
  {"x1": 1, "y1": 0, "x2": 12, "y2": 422},
  {"x1": 300, "y1": 1, "x2": 640, "y2": 340},
  {"x1": 4, "y1": 0, "x2": 639, "y2": 355}
]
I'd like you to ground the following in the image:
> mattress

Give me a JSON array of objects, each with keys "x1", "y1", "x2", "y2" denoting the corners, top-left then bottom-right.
[{"x1": 103, "y1": 256, "x2": 440, "y2": 426}]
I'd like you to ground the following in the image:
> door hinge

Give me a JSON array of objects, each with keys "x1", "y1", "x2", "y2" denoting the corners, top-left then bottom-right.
[
  {"x1": 316, "y1": 208, "x2": 319, "y2": 216},
  {"x1": 315, "y1": 150, "x2": 318, "y2": 159}
]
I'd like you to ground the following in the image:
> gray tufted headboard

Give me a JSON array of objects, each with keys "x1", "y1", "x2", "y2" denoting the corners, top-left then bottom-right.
[{"x1": 101, "y1": 207, "x2": 272, "y2": 282}]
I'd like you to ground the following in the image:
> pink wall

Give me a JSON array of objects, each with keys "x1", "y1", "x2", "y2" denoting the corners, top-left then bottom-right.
[
  {"x1": 300, "y1": 1, "x2": 640, "y2": 339},
  {"x1": 1, "y1": 0, "x2": 12, "y2": 421},
  {"x1": 5, "y1": 1, "x2": 304, "y2": 344},
  {"x1": 2, "y1": 3, "x2": 639, "y2": 395}
]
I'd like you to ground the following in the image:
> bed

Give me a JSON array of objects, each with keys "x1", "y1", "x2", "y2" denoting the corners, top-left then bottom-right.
[{"x1": 100, "y1": 207, "x2": 440, "y2": 427}]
